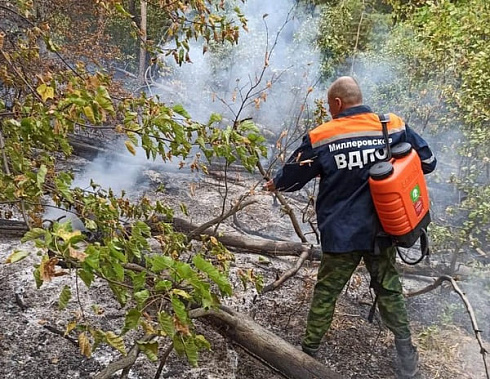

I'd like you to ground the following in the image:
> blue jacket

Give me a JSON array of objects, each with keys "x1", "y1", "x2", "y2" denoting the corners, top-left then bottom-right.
[{"x1": 273, "y1": 105, "x2": 437, "y2": 253}]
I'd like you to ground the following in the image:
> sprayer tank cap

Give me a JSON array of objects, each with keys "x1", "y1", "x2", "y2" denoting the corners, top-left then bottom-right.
[
  {"x1": 369, "y1": 161, "x2": 394, "y2": 180},
  {"x1": 391, "y1": 142, "x2": 412, "y2": 159}
]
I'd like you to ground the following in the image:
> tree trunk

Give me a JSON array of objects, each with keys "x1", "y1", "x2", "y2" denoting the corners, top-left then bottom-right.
[
  {"x1": 192, "y1": 306, "x2": 344, "y2": 379},
  {"x1": 0, "y1": 219, "x2": 29, "y2": 237},
  {"x1": 138, "y1": 0, "x2": 147, "y2": 85},
  {"x1": 67, "y1": 134, "x2": 110, "y2": 160}
]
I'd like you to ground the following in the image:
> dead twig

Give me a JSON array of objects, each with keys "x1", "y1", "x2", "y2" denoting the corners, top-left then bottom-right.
[
  {"x1": 42, "y1": 324, "x2": 78, "y2": 347},
  {"x1": 154, "y1": 342, "x2": 174, "y2": 379},
  {"x1": 406, "y1": 275, "x2": 489, "y2": 379}
]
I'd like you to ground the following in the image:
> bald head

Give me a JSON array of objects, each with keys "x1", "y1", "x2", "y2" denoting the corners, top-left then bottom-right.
[{"x1": 327, "y1": 76, "x2": 363, "y2": 118}]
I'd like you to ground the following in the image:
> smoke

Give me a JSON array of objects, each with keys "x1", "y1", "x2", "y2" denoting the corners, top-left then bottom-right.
[
  {"x1": 155, "y1": 0, "x2": 324, "y2": 134},
  {"x1": 44, "y1": 0, "x2": 323, "y2": 226}
]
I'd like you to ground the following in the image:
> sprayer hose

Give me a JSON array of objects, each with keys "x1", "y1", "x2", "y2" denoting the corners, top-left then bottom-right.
[{"x1": 397, "y1": 228, "x2": 430, "y2": 265}]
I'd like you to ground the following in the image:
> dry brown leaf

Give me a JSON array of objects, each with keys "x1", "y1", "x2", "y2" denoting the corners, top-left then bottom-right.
[
  {"x1": 40, "y1": 257, "x2": 58, "y2": 282},
  {"x1": 173, "y1": 317, "x2": 191, "y2": 336},
  {"x1": 69, "y1": 246, "x2": 87, "y2": 261},
  {"x1": 78, "y1": 332, "x2": 92, "y2": 357}
]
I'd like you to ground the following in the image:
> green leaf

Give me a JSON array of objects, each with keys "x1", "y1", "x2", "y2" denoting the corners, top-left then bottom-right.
[
  {"x1": 172, "y1": 104, "x2": 191, "y2": 119},
  {"x1": 179, "y1": 203, "x2": 188, "y2": 216},
  {"x1": 171, "y1": 295, "x2": 188, "y2": 323},
  {"x1": 44, "y1": 36, "x2": 59, "y2": 52},
  {"x1": 134, "y1": 289, "x2": 150, "y2": 310},
  {"x1": 193, "y1": 255, "x2": 232, "y2": 296},
  {"x1": 58, "y1": 285, "x2": 72, "y2": 310},
  {"x1": 83, "y1": 246, "x2": 100, "y2": 270},
  {"x1": 208, "y1": 113, "x2": 222, "y2": 125},
  {"x1": 109, "y1": 282, "x2": 128, "y2": 306},
  {"x1": 106, "y1": 331, "x2": 127, "y2": 355},
  {"x1": 111, "y1": 262, "x2": 125, "y2": 281},
  {"x1": 21, "y1": 228, "x2": 47, "y2": 243},
  {"x1": 137, "y1": 340, "x2": 159, "y2": 361},
  {"x1": 154, "y1": 280, "x2": 172, "y2": 292},
  {"x1": 83, "y1": 105, "x2": 96, "y2": 123},
  {"x1": 158, "y1": 311, "x2": 175, "y2": 337},
  {"x1": 95, "y1": 86, "x2": 114, "y2": 113},
  {"x1": 33, "y1": 266, "x2": 43, "y2": 289},
  {"x1": 183, "y1": 336, "x2": 198, "y2": 367},
  {"x1": 194, "y1": 334, "x2": 211, "y2": 350},
  {"x1": 258, "y1": 255, "x2": 270, "y2": 265},
  {"x1": 129, "y1": 271, "x2": 147, "y2": 292},
  {"x1": 122, "y1": 309, "x2": 141, "y2": 334},
  {"x1": 173, "y1": 334, "x2": 185, "y2": 356},
  {"x1": 84, "y1": 219, "x2": 97, "y2": 231},
  {"x1": 4, "y1": 250, "x2": 30, "y2": 263},
  {"x1": 91, "y1": 329, "x2": 106, "y2": 351},
  {"x1": 114, "y1": 3, "x2": 132, "y2": 17},
  {"x1": 36, "y1": 164, "x2": 47, "y2": 190},
  {"x1": 151, "y1": 255, "x2": 173, "y2": 273}
]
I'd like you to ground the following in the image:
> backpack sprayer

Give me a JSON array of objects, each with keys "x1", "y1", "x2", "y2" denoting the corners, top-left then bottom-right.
[{"x1": 368, "y1": 114, "x2": 431, "y2": 265}]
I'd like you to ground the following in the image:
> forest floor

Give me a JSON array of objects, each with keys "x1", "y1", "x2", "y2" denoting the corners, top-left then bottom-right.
[{"x1": 0, "y1": 153, "x2": 489, "y2": 379}]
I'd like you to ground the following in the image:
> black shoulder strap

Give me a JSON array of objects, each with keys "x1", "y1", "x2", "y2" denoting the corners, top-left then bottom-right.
[
  {"x1": 377, "y1": 113, "x2": 390, "y2": 123},
  {"x1": 377, "y1": 113, "x2": 391, "y2": 161}
]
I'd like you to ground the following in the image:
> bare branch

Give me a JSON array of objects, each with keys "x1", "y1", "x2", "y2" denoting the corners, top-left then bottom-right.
[
  {"x1": 406, "y1": 275, "x2": 489, "y2": 378},
  {"x1": 154, "y1": 342, "x2": 174, "y2": 379},
  {"x1": 94, "y1": 336, "x2": 153, "y2": 379},
  {"x1": 262, "y1": 249, "x2": 312, "y2": 293},
  {"x1": 187, "y1": 196, "x2": 256, "y2": 239}
]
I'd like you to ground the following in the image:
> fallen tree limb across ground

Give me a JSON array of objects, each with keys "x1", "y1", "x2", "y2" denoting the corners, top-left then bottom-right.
[
  {"x1": 83, "y1": 305, "x2": 345, "y2": 379},
  {"x1": 190, "y1": 305, "x2": 344, "y2": 379}
]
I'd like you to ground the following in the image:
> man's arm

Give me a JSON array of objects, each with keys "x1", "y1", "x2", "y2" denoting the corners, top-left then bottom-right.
[
  {"x1": 405, "y1": 124, "x2": 437, "y2": 174},
  {"x1": 267, "y1": 134, "x2": 322, "y2": 192}
]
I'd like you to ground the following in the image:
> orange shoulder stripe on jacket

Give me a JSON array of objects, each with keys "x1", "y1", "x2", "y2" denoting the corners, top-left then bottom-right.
[{"x1": 309, "y1": 113, "x2": 405, "y2": 148}]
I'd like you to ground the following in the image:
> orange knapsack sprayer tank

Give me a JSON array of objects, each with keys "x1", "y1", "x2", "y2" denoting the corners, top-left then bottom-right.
[{"x1": 369, "y1": 114, "x2": 431, "y2": 263}]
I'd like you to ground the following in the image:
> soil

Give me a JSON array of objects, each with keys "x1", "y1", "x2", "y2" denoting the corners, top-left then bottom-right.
[{"x1": 0, "y1": 156, "x2": 489, "y2": 379}]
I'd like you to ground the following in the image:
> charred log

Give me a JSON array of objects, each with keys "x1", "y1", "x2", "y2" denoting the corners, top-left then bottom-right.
[
  {"x1": 191, "y1": 306, "x2": 344, "y2": 379},
  {"x1": 0, "y1": 218, "x2": 29, "y2": 237}
]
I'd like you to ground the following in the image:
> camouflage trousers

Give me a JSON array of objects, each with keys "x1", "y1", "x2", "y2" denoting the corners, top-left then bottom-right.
[{"x1": 302, "y1": 247, "x2": 411, "y2": 350}]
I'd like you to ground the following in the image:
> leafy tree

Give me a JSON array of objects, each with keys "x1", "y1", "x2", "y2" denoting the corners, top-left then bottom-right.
[
  {"x1": 316, "y1": 0, "x2": 391, "y2": 78},
  {"x1": 1, "y1": 0, "x2": 267, "y2": 371},
  {"x1": 385, "y1": 0, "x2": 490, "y2": 271},
  {"x1": 315, "y1": 0, "x2": 489, "y2": 271}
]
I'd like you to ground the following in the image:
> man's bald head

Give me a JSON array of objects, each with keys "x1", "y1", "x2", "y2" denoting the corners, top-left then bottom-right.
[{"x1": 327, "y1": 76, "x2": 363, "y2": 118}]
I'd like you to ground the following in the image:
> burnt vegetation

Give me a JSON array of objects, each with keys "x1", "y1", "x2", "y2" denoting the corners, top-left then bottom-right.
[{"x1": 0, "y1": 0, "x2": 489, "y2": 378}]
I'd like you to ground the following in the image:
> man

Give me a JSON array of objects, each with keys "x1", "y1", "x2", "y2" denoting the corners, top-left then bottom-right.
[{"x1": 264, "y1": 76, "x2": 436, "y2": 378}]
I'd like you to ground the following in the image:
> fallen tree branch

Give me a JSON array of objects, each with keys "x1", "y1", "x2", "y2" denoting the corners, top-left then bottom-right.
[
  {"x1": 0, "y1": 217, "x2": 321, "y2": 259},
  {"x1": 255, "y1": 161, "x2": 315, "y2": 291},
  {"x1": 190, "y1": 306, "x2": 343, "y2": 379},
  {"x1": 187, "y1": 197, "x2": 256, "y2": 239},
  {"x1": 154, "y1": 216, "x2": 321, "y2": 258},
  {"x1": 261, "y1": 249, "x2": 312, "y2": 293},
  {"x1": 406, "y1": 275, "x2": 489, "y2": 379},
  {"x1": 94, "y1": 336, "x2": 153, "y2": 379}
]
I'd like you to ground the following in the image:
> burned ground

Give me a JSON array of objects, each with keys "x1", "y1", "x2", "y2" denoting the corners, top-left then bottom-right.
[{"x1": 0, "y1": 159, "x2": 488, "y2": 379}]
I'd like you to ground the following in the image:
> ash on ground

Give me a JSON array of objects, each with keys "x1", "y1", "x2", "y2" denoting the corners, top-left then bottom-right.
[{"x1": 1, "y1": 166, "x2": 488, "y2": 379}]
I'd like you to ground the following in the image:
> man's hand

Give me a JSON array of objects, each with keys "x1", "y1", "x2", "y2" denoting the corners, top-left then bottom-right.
[{"x1": 263, "y1": 179, "x2": 276, "y2": 191}]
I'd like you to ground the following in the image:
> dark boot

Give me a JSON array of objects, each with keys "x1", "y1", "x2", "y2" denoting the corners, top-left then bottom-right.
[
  {"x1": 301, "y1": 343, "x2": 320, "y2": 357},
  {"x1": 395, "y1": 337, "x2": 419, "y2": 378}
]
